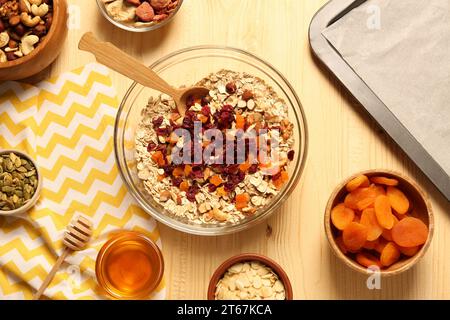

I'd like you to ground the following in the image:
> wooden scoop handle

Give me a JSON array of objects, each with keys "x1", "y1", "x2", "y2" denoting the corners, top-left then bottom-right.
[
  {"x1": 78, "y1": 32, "x2": 181, "y2": 99},
  {"x1": 33, "y1": 248, "x2": 70, "y2": 300}
]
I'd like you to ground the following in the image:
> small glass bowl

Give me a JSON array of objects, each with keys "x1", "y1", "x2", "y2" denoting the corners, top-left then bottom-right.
[
  {"x1": 114, "y1": 46, "x2": 309, "y2": 236},
  {"x1": 95, "y1": 231, "x2": 164, "y2": 300},
  {"x1": 96, "y1": 0, "x2": 184, "y2": 33}
]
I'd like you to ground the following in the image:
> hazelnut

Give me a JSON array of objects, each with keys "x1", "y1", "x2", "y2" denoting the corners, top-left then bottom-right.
[
  {"x1": 44, "y1": 13, "x2": 52, "y2": 29},
  {"x1": 242, "y1": 90, "x2": 254, "y2": 101},
  {"x1": 14, "y1": 23, "x2": 26, "y2": 36},
  {"x1": 9, "y1": 15, "x2": 21, "y2": 26},
  {"x1": 32, "y1": 24, "x2": 46, "y2": 37},
  {"x1": 8, "y1": 39, "x2": 17, "y2": 48},
  {"x1": 6, "y1": 51, "x2": 17, "y2": 61},
  {"x1": 0, "y1": 20, "x2": 5, "y2": 32},
  {"x1": 226, "y1": 82, "x2": 237, "y2": 94}
]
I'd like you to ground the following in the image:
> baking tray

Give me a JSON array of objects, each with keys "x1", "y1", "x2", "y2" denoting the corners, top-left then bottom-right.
[{"x1": 309, "y1": 0, "x2": 450, "y2": 201}]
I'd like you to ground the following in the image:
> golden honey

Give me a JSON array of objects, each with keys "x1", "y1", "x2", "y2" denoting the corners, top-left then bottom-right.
[{"x1": 96, "y1": 231, "x2": 164, "y2": 299}]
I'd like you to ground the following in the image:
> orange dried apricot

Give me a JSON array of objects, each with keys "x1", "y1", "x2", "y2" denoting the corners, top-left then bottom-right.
[
  {"x1": 239, "y1": 161, "x2": 251, "y2": 172},
  {"x1": 381, "y1": 214, "x2": 398, "y2": 241},
  {"x1": 386, "y1": 186, "x2": 409, "y2": 214},
  {"x1": 331, "y1": 203, "x2": 355, "y2": 231},
  {"x1": 151, "y1": 151, "x2": 166, "y2": 166},
  {"x1": 335, "y1": 236, "x2": 348, "y2": 254},
  {"x1": 391, "y1": 217, "x2": 428, "y2": 247},
  {"x1": 346, "y1": 175, "x2": 370, "y2": 192},
  {"x1": 380, "y1": 242, "x2": 401, "y2": 267},
  {"x1": 363, "y1": 239, "x2": 379, "y2": 250},
  {"x1": 217, "y1": 186, "x2": 227, "y2": 197},
  {"x1": 356, "y1": 252, "x2": 381, "y2": 268},
  {"x1": 209, "y1": 175, "x2": 224, "y2": 186},
  {"x1": 374, "y1": 195, "x2": 395, "y2": 229},
  {"x1": 172, "y1": 167, "x2": 184, "y2": 177},
  {"x1": 398, "y1": 245, "x2": 420, "y2": 257},
  {"x1": 179, "y1": 181, "x2": 189, "y2": 192},
  {"x1": 360, "y1": 208, "x2": 383, "y2": 241},
  {"x1": 280, "y1": 170, "x2": 289, "y2": 183},
  {"x1": 235, "y1": 193, "x2": 250, "y2": 210},
  {"x1": 184, "y1": 164, "x2": 192, "y2": 176},
  {"x1": 235, "y1": 114, "x2": 246, "y2": 130},
  {"x1": 370, "y1": 176, "x2": 399, "y2": 186},
  {"x1": 345, "y1": 185, "x2": 384, "y2": 210},
  {"x1": 374, "y1": 238, "x2": 388, "y2": 254},
  {"x1": 343, "y1": 222, "x2": 368, "y2": 251},
  {"x1": 157, "y1": 174, "x2": 165, "y2": 182}
]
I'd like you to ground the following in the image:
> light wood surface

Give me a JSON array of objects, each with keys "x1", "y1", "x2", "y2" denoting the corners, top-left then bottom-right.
[{"x1": 39, "y1": 0, "x2": 450, "y2": 299}]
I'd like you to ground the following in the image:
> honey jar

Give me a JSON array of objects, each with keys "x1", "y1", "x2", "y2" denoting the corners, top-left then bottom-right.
[{"x1": 95, "y1": 231, "x2": 164, "y2": 299}]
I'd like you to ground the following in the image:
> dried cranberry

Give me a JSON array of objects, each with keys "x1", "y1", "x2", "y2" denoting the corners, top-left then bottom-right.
[
  {"x1": 287, "y1": 150, "x2": 295, "y2": 161},
  {"x1": 155, "y1": 127, "x2": 170, "y2": 136},
  {"x1": 201, "y1": 105, "x2": 211, "y2": 117},
  {"x1": 152, "y1": 116, "x2": 163, "y2": 127},
  {"x1": 147, "y1": 142, "x2": 157, "y2": 152},
  {"x1": 191, "y1": 166, "x2": 204, "y2": 179},
  {"x1": 208, "y1": 184, "x2": 217, "y2": 192},
  {"x1": 248, "y1": 164, "x2": 258, "y2": 174},
  {"x1": 186, "y1": 185, "x2": 199, "y2": 202},
  {"x1": 224, "y1": 181, "x2": 236, "y2": 192},
  {"x1": 171, "y1": 177, "x2": 183, "y2": 187}
]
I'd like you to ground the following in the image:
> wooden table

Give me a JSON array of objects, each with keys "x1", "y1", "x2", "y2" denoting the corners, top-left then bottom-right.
[{"x1": 43, "y1": 0, "x2": 450, "y2": 299}]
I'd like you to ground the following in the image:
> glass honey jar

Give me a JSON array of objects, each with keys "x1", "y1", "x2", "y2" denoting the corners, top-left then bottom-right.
[{"x1": 95, "y1": 231, "x2": 164, "y2": 299}]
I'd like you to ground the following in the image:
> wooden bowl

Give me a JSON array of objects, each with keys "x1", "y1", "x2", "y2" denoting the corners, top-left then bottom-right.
[
  {"x1": 207, "y1": 253, "x2": 293, "y2": 300},
  {"x1": 0, "y1": 0, "x2": 68, "y2": 81},
  {"x1": 324, "y1": 169, "x2": 434, "y2": 276}
]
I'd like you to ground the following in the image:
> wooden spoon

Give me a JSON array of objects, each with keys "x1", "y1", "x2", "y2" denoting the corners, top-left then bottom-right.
[
  {"x1": 78, "y1": 32, "x2": 208, "y2": 116},
  {"x1": 33, "y1": 215, "x2": 93, "y2": 300}
]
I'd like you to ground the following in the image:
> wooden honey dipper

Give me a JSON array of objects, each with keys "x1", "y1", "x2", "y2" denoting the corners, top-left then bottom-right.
[{"x1": 33, "y1": 215, "x2": 93, "y2": 300}]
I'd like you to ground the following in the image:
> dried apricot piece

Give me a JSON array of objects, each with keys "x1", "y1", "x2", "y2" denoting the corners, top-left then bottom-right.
[
  {"x1": 331, "y1": 203, "x2": 355, "y2": 231},
  {"x1": 374, "y1": 238, "x2": 388, "y2": 253},
  {"x1": 239, "y1": 161, "x2": 251, "y2": 172},
  {"x1": 380, "y1": 242, "x2": 401, "y2": 267},
  {"x1": 184, "y1": 164, "x2": 192, "y2": 176},
  {"x1": 391, "y1": 217, "x2": 428, "y2": 247},
  {"x1": 343, "y1": 222, "x2": 368, "y2": 251},
  {"x1": 370, "y1": 176, "x2": 399, "y2": 186},
  {"x1": 235, "y1": 193, "x2": 250, "y2": 210},
  {"x1": 335, "y1": 236, "x2": 348, "y2": 254},
  {"x1": 346, "y1": 175, "x2": 370, "y2": 192},
  {"x1": 374, "y1": 195, "x2": 395, "y2": 230},
  {"x1": 381, "y1": 214, "x2": 399, "y2": 241},
  {"x1": 360, "y1": 208, "x2": 383, "y2": 241},
  {"x1": 345, "y1": 185, "x2": 384, "y2": 210},
  {"x1": 151, "y1": 151, "x2": 166, "y2": 166},
  {"x1": 356, "y1": 252, "x2": 381, "y2": 268},
  {"x1": 217, "y1": 186, "x2": 227, "y2": 197},
  {"x1": 209, "y1": 175, "x2": 224, "y2": 186},
  {"x1": 386, "y1": 187, "x2": 409, "y2": 214},
  {"x1": 363, "y1": 239, "x2": 379, "y2": 250},
  {"x1": 172, "y1": 167, "x2": 184, "y2": 177},
  {"x1": 180, "y1": 181, "x2": 189, "y2": 192},
  {"x1": 235, "y1": 114, "x2": 246, "y2": 130},
  {"x1": 398, "y1": 245, "x2": 420, "y2": 257}
]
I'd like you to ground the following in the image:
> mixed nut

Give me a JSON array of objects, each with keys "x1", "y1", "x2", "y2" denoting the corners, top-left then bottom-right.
[
  {"x1": 135, "y1": 69, "x2": 295, "y2": 224},
  {"x1": 0, "y1": 152, "x2": 38, "y2": 211},
  {"x1": 215, "y1": 261, "x2": 286, "y2": 300},
  {"x1": 0, "y1": 0, "x2": 53, "y2": 62},
  {"x1": 101, "y1": 0, "x2": 180, "y2": 28}
]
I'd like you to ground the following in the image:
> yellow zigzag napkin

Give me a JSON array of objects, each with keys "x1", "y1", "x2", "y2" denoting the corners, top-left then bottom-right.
[{"x1": 0, "y1": 63, "x2": 165, "y2": 300}]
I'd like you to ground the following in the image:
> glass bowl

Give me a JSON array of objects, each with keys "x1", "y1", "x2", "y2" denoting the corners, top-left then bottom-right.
[
  {"x1": 96, "y1": 0, "x2": 184, "y2": 33},
  {"x1": 114, "y1": 46, "x2": 308, "y2": 235}
]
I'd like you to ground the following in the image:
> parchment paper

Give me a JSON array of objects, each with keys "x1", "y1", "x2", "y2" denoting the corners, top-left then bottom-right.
[{"x1": 323, "y1": 0, "x2": 450, "y2": 176}]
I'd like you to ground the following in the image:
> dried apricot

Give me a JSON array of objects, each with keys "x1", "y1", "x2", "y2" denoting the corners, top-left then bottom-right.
[
  {"x1": 386, "y1": 187, "x2": 409, "y2": 214},
  {"x1": 346, "y1": 175, "x2": 370, "y2": 192},
  {"x1": 374, "y1": 238, "x2": 388, "y2": 253},
  {"x1": 356, "y1": 252, "x2": 381, "y2": 268},
  {"x1": 151, "y1": 151, "x2": 166, "y2": 166},
  {"x1": 370, "y1": 176, "x2": 399, "y2": 186},
  {"x1": 235, "y1": 193, "x2": 250, "y2": 210},
  {"x1": 184, "y1": 164, "x2": 192, "y2": 176},
  {"x1": 391, "y1": 217, "x2": 428, "y2": 247},
  {"x1": 380, "y1": 242, "x2": 400, "y2": 267},
  {"x1": 180, "y1": 181, "x2": 189, "y2": 192},
  {"x1": 239, "y1": 161, "x2": 251, "y2": 172},
  {"x1": 335, "y1": 236, "x2": 348, "y2": 254},
  {"x1": 235, "y1": 114, "x2": 246, "y2": 130},
  {"x1": 381, "y1": 214, "x2": 398, "y2": 241},
  {"x1": 172, "y1": 167, "x2": 184, "y2": 177},
  {"x1": 360, "y1": 208, "x2": 383, "y2": 241},
  {"x1": 398, "y1": 245, "x2": 420, "y2": 257},
  {"x1": 363, "y1": 239, "x2": 379, "y2": 250},
  {"x1": 345, "y1": 185, "x2": 384, "y2": 210},
  {"x1": 343, "y1": 222, "x2": 368, "y2": 251},
  {"x1": 331, "y1": 203, "x2": 355, "y2": 231},
  {"x1": 209, "y1": 175, "x2": 224, "y2": 186},
  {"x1": 374, "y1": 195, "x2": 395, "y2": 229}
]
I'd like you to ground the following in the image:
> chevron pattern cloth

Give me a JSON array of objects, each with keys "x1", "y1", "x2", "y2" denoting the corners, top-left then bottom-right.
[{"x1": 0, "y1": 63, "x2": 165, "y2": 300}]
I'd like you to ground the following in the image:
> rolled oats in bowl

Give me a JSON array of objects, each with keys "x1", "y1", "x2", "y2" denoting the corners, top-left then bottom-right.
[{"x1": 135, "y1": 69, "x2": 296, "y2": 225}]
